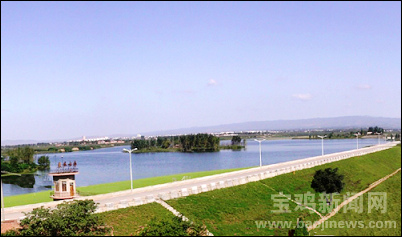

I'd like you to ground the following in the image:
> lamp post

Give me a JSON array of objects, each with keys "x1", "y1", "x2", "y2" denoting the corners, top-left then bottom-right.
[
  {"x1": 254, "y1": 139, "x2": 265, "y2": 167},
  {"x1": 61, "y1": 155, "x2": 64, "y2": 171},
  {"x1": 375, "y1": 132, "x2": 381, "y2": 145},
  {"x1": 1, "y1": 171, "x2": 22, "y2": 222},
  {"x1": 354, "y1": 133, "x2": 360, "y2": 149},
  {"x1": 123, "y1": 148, "x2": 138, "y2": 192},
  {"x1": 317, "y1": 135, "x2": 327, "y2": 156}
]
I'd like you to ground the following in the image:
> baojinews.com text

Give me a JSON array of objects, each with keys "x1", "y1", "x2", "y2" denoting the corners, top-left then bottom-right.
[{"x1": 255, "y1": 220, "x2": 397, "y2": 231}]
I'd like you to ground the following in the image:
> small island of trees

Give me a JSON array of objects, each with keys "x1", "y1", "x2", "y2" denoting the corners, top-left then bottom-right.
[
  {"x1": 131, "y1": 133, "x2": 221, "y2": 152},
  {"x1": 130, "y1": 134, "x2": 246, "y2": 153},
  {"x1": 1, "y1": 147, "x2": 51, "y2": 173}
]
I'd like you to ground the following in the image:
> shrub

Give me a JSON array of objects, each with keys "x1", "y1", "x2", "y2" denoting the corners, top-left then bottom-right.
[
  {"x1": 37, "y1": 156, "x2": 50, "y2": 170},
  {"x1": 5, "y1": 199, "x2": 110, "y2": 236}
]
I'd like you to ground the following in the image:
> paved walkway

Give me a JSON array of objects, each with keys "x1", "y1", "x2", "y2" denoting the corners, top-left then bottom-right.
[{"x1": 2, "y1": 142, "x2": 399, "y2": 222}]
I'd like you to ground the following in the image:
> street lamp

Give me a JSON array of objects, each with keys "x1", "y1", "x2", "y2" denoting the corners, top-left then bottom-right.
[
  {"x1": 122, "y1": 148, "x2": 138, "y2": 191},
  {"x1": 354, "y1": 133, "x2": 360, "y2": 149},
  {"x1": 375, "y1": 132, "x2": 381, "y2": 145},
  {"x1": 317, "y1": 135, "x2": 327, "y2": 156},
  {"x1": 1, "y1": 171, "x2": 21, "y2": 222},
  {"x1": 254, "y1": 139, "x2": 265, "y2": 167},
  {"x1": 61, "y1": 155, "x2": 64, "y2": 171}
]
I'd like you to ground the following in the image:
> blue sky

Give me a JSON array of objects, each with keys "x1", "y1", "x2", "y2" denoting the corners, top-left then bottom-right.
[{"x1": 1, "y1": 2, "x2": 401, "y2": 141}]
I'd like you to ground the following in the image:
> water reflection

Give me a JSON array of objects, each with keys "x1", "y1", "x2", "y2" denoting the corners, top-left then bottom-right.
[{"x1": 2, "y1": 174, "x2": 36, "y2": 188}]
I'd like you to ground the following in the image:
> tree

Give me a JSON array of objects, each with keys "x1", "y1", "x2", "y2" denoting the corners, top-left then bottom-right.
[
  {"x1": 328, "y1": 132, "x2": 333, "y2": 139},
  {"x1": 161, "y1": 140, "x2": 171, "y2": 149},
  {"x1": 5, "y1": 199, "x2": 111, "y2": 236},
  {"x1": 231, "y1": 136, "x2": 242, "y2": 146},
  {"x1": 311, "y1": 168, "x2": 344, "y2": 205},
  {"x1": 37, "y1": 155, "x2": 50, "y2": 170},
  {"x1": 21, "y1": 147, "x2": 34, "y2": 164}
]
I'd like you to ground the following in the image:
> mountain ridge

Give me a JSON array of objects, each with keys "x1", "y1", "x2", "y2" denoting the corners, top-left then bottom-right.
[
  {"x1": 140, "y1": 116, "x2": 401, "y2": 136},
  {"x1": 2, "y1": 116, "x2": 400, "y2": 146}
]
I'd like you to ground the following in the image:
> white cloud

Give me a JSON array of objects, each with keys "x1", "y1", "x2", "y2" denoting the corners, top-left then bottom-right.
[
  {"x1": 357, "y1": 84, "x2": 372, "y2": 90},
  {"x1": 292, "y1": 93, "x2": 312, "y2": 101},
  {"x1": 207, "y1": 79, "x2": 217, "y2": 86}
]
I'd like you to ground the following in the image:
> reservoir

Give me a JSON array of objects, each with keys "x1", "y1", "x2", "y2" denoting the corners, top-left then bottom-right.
[{"x1": 2, "y1": 138, "x2": 383, "y2": 196}]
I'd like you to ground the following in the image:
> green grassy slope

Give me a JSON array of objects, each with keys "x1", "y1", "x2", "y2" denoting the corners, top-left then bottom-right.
[
  {"x1": 312, "y1": 172, "x2": 401, "y2": 236},
  {"x1": 97, "y1": 202, "x2": 176, "y2": 236},
  {"x1": 165, "y1": 145, "x2": 401, "y2": 236}
]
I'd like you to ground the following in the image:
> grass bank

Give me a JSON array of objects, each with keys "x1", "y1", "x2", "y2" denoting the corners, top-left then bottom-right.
[
  {"x1": 163, "y1": 145, "x2": 401, "y2": 236},
  {"x1": 97, "y1": 202, "x2": 177, "y2": 236},
  {"x1": 313, "y1": 172, "x2": 401, "y2": 236},
  {"x1": 3, "y1": 167, "x2": 249, "y2": 208},
  {"x1": 76, "y1": 167, "x2": 249, "y2": 196}
]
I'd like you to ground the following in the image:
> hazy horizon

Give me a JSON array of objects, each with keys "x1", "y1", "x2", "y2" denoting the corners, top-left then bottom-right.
[
  {"x1": 1, "y1": 115, "x2": 401, "y2": 145},
  {"x1": 2, "y1": 2, "x2": 401, "y2": 141}
]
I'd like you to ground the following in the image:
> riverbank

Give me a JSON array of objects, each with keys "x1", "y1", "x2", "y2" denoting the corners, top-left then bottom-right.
[
  {"x1": 128, "y1": 145, "x2": 246, "y2": 153},
  {"x1": 32, "y1": 143, "x2": 130, "y2": 154}
]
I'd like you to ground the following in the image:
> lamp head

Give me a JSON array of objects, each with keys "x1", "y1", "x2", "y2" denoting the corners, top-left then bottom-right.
[{"x1": 254, "y1": 139, "x2": 266, "y2": 142}]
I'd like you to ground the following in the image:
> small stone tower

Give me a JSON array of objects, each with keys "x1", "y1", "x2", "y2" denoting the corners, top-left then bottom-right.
[{"x1": 48, "y1": 160, "x2": 79, "y2": 201}]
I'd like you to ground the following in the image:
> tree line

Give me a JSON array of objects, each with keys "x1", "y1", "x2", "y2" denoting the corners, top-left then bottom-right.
[
  {"x1": 131, "y1": 134, "x2": 221, "y2": 152},
  {"x1": 367, "y1": 126, "x2": 384, "y2": 134},
  {"x1": 1, "y1": 147, "x2": 50, "y2": 173}
]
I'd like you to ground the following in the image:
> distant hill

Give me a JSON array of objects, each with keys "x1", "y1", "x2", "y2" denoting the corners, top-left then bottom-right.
[
  {"x1": 1, "y1": 139, "x2": 39, "y2": 146},
  {"x1": 141, "y1": 116, "x2": 401, "y2": 136},
  {"x1": 2, "y1": 116, "x2": 400, "y2": 146}
]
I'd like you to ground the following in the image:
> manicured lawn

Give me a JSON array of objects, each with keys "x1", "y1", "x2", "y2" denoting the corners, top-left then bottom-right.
[
  {"x1": 76, "y1": 167, "x2": 249, "y2": 196},
  {"x1": 3, "y1": 167, "x2": 249, "y2": 207},
  {"x1": 2, "y1": 191, "x2": 54, "y2": 208},
  {"x1": 165, "y1": 145, "x2": 401, "y2": 236}
]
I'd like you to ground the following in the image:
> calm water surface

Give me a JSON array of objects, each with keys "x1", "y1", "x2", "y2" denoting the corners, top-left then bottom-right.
[{"x1": 3, "y1": 138, "x2": 384, "y2": 196}]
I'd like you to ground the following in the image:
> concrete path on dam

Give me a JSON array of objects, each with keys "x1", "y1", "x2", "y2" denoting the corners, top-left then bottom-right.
[{"x1": 2, "y1": 142, "x2": 399, "y2": 222}]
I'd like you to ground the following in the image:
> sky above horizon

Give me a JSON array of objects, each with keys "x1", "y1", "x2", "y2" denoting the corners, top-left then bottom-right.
[{"x1": 1, "y1": 2, "x2": 401, "y2": 141}]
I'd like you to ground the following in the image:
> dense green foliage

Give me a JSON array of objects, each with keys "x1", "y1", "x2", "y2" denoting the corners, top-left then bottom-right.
[
  {"x1": 139, "y1": 215, "x2": 208, "y2": 236},
  {"x1": 231, "y1": 135, "x2": 242, "y2": 145},
  {"x1": 179, "y1": 134, "x2": 220, "y2": 152},
  {"x1": 368, "y1": 126, "x2": 384, "y2": 134},
  {"x1": 2, "y1": 200, "x2": 110, "y2": 236},
  {"x1": 37, "y1": 156, "x2": 50, "y2": 170},
  {"x1": 1, "y1": 147, "x2": 37, "y2": 173},
  {"x1": 131, "y1": 134, "x2": 220, "y2": 152},
  {"x1": 311, "y1": 167, "x2": 345, "y2": 204}
]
